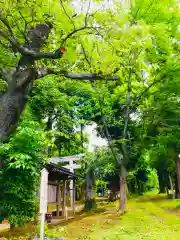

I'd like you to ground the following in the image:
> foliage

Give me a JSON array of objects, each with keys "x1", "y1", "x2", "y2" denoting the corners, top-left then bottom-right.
[
  {"x1": 81, "y1": 147, "x2": 116, "y2": 177},
  {"x1": 0, "y1": 0, "x2": 180, "y2": 224},
  {"x1": 0, "y1": 110, "x2": 50, "y2": 226},
  {"x1": 30, "y1": 76, "x2": 86, "y2": 156}
]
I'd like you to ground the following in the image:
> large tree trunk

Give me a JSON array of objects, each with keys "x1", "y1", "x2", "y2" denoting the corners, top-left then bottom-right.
[
  {"x1": 176, "y1": 160, "x2": 180, "y2": 198},
  {"x1": 119, "y1": 164, "x2": 127, "y2": 211},
  {"x1": 157, "y1": 167, "x2": 166, "y2": 193},
  {"x1": 85, "y1": 172, "x2": 96, "y2": 211},
  {"x1": 0, "y1": 69, "x2": 34, "y2": 142},
  {"x1": 0, "y1": 71, "x2": 34, "y2": 168},
  {"x1": 86, "y1": 173, "x2": 93, "y2": 200},
  {"x1": 137, "y1": 179, "x2": 142, "y2": 195}
]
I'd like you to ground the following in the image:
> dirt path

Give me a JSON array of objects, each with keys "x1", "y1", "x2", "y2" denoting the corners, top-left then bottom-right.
[{"x1": 47, "y1": 205, "x2": 121, "y2": 240}]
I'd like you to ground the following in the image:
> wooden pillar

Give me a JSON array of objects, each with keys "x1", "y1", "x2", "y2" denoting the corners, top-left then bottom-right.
[
  {"x1": 62, "y1": 180, "x2": 67, "y2": 219},
  {"x1": 69, "y1": 180, "x2": 74, "y2": 208},
  {"x1": 72, "y1": 178, "x2": 75, "y2": 215},
  {"x1": 56, "y1": 183, "x2": 61, "y2": 217}
]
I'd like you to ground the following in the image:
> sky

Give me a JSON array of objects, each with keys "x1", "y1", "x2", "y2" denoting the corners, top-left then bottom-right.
[
  {"x1": 83, "y1": 123, "x2": 107, "y2": 152},
  {"x1": 72, "y1": 0, "x2": 114, "y2": 13}
]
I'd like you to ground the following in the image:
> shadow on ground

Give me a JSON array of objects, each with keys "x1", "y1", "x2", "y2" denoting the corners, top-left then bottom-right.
[{"x1": 136, "y1": 195, "x2": 167, "y2": 203}]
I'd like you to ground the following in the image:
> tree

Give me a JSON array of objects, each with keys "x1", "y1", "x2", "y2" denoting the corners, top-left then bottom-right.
[
  {"x1": 141, "y1": 71, "x2": 180, "y2": 197},
  {"x1": 0, "y1": 0, "x2": 118, "y2": 143},
  {"x1": 83, "y1": 0, "x2": 180, "y2": 210},
  {"x1": 1, "y1": 0, "x2": 180, "y2": 217},
  {"x1": 81, "y1": 147, "x2": 117, "y2": 209}
]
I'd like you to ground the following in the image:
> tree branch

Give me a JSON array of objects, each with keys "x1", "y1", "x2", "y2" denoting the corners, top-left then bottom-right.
[
  {"x1": 18, "y1": 47, "x2": 63, "y2": 60},
  {"x1": 0, "y1": 24, "x2": 102, "y2": 61},
  {"x1": 89, "y1": 0, "x2": 108, "y2": 18},
  {"x1": 0, "y1": 29, "x2": 59, "y2": 60},
  {"x1": 61, "y1": 26, "x2": 102, "y2": 46},
  {"x1": 81, "y1": 42, "x2": 91, "y2": 66},
  {"x1": 0, "y1": 8, "x2": 102, "y2": 62},
  {"x1": 36, "y1": 68, "x2": 120, "y2": 81},
  {"x1": 85, "y1": 1, "x2": 91, "y2": 26},
  {"x1": 60, "y1": 0, "x2": 76, "y2": 30},
  {"x1": 0, "y1": 12, "x2": 14, "y2": 37},
  {"x1": 10, "y1": 11, "x2": 28, "y2": 42},
  {"x1": 123, "y1": 67, "x2": 133, "y2": 139},
  {"x1": 131, "y1": 76, "x2": 164, "y2": 111},
  {"x1": 121, "y1": 67, "x2": 133, "y2": 163},
  {"x1": 0, "y1": 29, "x2": 19, "y2": 48}
]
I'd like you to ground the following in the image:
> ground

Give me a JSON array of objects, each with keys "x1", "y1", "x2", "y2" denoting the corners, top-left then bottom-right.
[{"x1": 1, "y1": 191, "x2": 180, "y2": 239}]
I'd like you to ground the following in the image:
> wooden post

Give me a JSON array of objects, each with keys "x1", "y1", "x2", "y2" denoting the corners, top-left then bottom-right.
[
  {"x1": 70, "y1": 179, "x2": 74, "y2": 208},
  {"x1": 72, "y1": 178, "x2": 75, "y2": 215},
  {"x1": 62, "y1": 180, "x2": 67, "y2": 219},
  {"x1": 39, "y1": 168, "x2": 48, "y2": 240},
  {"x1": 56, "y1": 183, "x2": 61, "y2": 217}
]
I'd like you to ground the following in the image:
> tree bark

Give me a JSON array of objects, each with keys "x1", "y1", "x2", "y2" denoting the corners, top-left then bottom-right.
[
  {"x1": 119, "y1": 164, "x2": 127, "y2": 211},
  {"x1": 85, "y1": 172, "x2": 96, "y2": 210},
  {"x1": 169, "y1": 174, "x2": 175, "y2": 199},
  {"x1": 46, "y1": 114, "x2": 53, "y2": 157},
  {"x1": 176, "y1": 160, "x2": 180, "y2": 198},
  {"x1": 86, "y1": 173, "x2": 93, "y2": 200},
  {"x1": 0, "y1": 69, "x2": 35, "y2": 142},
  {"x1": 118, "y1": 68, "x2": 132, "y2": 212},
  {"x1": 157, "y1": 168, "x2": 166, "y2": 193},
  {"x1": 10, "y1": 223, "x2": 15, "y2": 231},
  {"x1": 137, "y1": 179, "x2": 142, "y2": 195},
  {"x1": 80, "y1": 123, "x2": 84, "y2": 152}
]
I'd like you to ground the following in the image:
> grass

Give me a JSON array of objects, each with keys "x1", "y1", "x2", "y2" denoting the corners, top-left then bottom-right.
[
  {"x1": 46, "y1": 192, "x2": 180, "y2": 240},
  {"x1": 2, "y1": 192, "x2": 180, "y2": 239}
]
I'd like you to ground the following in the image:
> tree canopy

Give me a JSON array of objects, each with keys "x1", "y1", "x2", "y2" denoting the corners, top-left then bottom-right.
[{"x1": 1, "y1": 0, "x2": 180, "y2": 226}]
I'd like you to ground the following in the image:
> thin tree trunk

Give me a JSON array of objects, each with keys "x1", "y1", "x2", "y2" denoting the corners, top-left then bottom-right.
[
  {"x1": 46, "y1": 115, "x2": 53, "y2": 157},
  {"x1": 119, "y1": 164, "x2": 127, "y2": 211},
  {"x1": 86, "y1": 173, "x2": 92, "y2": 200},
  {"x1": 118, "y1": 68, "x2": 132, "y2": 212},
  {"x1": 0, "y1": 157, "x2": 3, "y2": 169},
  {"x1": 10, "y1": 224, "x2": 15, "y2": 231},
  {"x1": 176, "y1": 160, "x2": 180, "y2": 198},
  {"x1": 80, "y1": 123, "x2": 84, "y2": 153},
  {"x1": 169, "y1": 174, "x2": 175, "y2": 199},
  {"x1": 175, "y1": 176, "x2": 179, "y2": 198},
  {"x1": 166, "y1": 186, "x2": 169, "y2": 196},
  {"x1": 137, "y1": 179, "x2": 142, "y2": 195}
]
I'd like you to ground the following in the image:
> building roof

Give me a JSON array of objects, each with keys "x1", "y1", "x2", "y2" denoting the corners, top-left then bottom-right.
[
  {"x1": 50, "y1": 153, "x2": 85, "y2": 164},
  {"x1": 45, "y1": 163, "x2": 76, "y2": 181}
]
